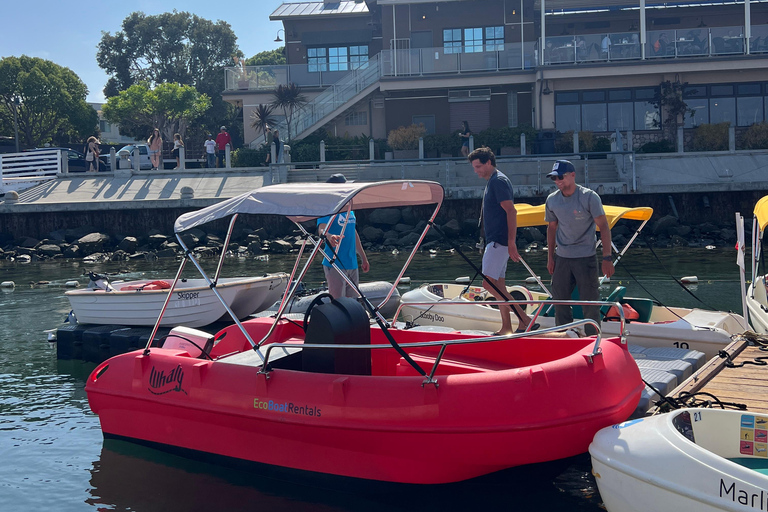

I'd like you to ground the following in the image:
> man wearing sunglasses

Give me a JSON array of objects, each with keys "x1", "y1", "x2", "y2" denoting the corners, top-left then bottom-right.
[{"x1": 545, "y1": 160, "x2": 614, "y2": 335}]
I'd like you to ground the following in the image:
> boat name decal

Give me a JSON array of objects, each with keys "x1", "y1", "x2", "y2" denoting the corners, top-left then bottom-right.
[
  {"x1": 418, "y1": 312, "x2": 445, "y2": 323},
  {"x1": 254, "y1": 398, "x2": 321, "y2": 417},
  {"x1": 148, "y1": 365, "x2": 187, "y2": 395},
  {"x1": 720, "y1": 479, "x2": 768, "y2": 509},
  {"x1": 176, "y1": 291, "x2": 199, "y2": 300}
]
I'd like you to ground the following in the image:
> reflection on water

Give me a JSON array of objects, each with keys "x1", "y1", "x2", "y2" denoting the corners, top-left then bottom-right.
[{"x1": 0, "y1": 249, "x2": 746, "y2": 511}]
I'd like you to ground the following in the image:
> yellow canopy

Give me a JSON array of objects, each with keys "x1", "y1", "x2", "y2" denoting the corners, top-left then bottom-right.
[
  {"x1": 515, "y1": 203, "x2": 653, "y2": 229},
  {"x1": 754, "y1": 196, "x2": 768, "y2": 233}
]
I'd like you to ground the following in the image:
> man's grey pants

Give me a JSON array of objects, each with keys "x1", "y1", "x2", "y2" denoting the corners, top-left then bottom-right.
[{"x1": 551, "y1": 254, "x2": 600, "y2": 335}]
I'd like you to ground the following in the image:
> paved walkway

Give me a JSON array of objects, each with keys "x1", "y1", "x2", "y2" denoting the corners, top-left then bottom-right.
[{"x1": 0, "y1": 169, "x2": 269, "y2": 212}]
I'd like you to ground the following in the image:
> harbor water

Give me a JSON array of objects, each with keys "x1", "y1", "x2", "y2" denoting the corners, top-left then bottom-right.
[{"x1": 0, "y1": 247, "x2": 745, "y2": 511}]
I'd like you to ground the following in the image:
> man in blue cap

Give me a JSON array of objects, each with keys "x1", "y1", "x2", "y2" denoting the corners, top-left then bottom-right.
[
  {"x1": 545, "y1": 160, "x2": 614, "y2": 334},
  {"x1": 317, "y1": 174, "x2": 370, "y2": 298}
]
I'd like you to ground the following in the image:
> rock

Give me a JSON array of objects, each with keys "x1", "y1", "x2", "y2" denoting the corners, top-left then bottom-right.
[
  {"x1": 652, "y1": 215, "x2": 679, "y2": 236},
  {"x1": 698, "y1": 222, "x2": 720, "y2": 234},
  {"x1": 37, "y1": 244, "x2": 62, "y2": 257},
  {"x1": 83, "y1": 252, "x2": 109, "y2": 263},
  {"x1": 63, "y1": 245, "x2": 81, "y2": 258},
  {"x1": 612, "y1": 225, "x2": 631, "y2": 237},
  {"x1": 247, "y1": 241, "x2": 263, "y2": 254},
  {"x1": 155, "y1": 248, "x2": 177, "y2": 258},
  {"x1": 361, "y1": 226, "x2": 384, "y2": 243},
  {"x1": 246, "y1": 234, "x2": 261, "y2": 245},
  {"x1": 401, "y1": 207, "x2": 417, "y2": 225},
  {"x1": 13, "y1": 246, "x2": 33, "y2": 255},
  {"x1": 441, "y1": 219, "x2": 461, "y2": 237},
  {"x1": 399, "y1": 232, "x2": 421, "y2": 247},
  {"x1": 16, "y1": 254, "x2": 31, "y2": 263},
  {"x1": 719, "y1": 228, "x2": 736, "y2": 242},
  {"x1": 673, "y1": 225, "x2": 692, "y2": 237},
  {"x1": 178, "y1": 232, "x2": 199, "y2": 248},
  {"x1": 110, "y1": 250, "x2": 129, "y2": 261},
  {"x1": 147, "y1": 234, "x2": 169, "y2": 249},
  {"x1": 461, "y1": 219, "x2": 479, "y2": 237},
  {"x1": 18, "y1": 237, "x2": 40, "y2": 248},
  {"x1": 77, "y1": 233, "x2": 111, "y2": 254},
  {"x1": 269, "y1": 240, "x2": 293, "y2": 253},
  {"x1": 117, "y1": 236, "x2": 138, "y2": 253},
  {"x1": 393, "y1": 223, "x2": 414, "y2": 233},
  {"x1": 368, "y1": 208, "x2": 402, "y2": 226}
]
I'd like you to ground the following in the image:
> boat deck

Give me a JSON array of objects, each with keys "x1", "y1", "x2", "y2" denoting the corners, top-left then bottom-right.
[{"x1": 650, "y1": 335, "x2": 768, "y2": 414}]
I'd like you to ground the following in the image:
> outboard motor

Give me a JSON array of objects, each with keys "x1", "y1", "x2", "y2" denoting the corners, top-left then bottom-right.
[
  {"x1": 303, "y1": 297, "x2": 371, "y2": 375},
  {"x1": 86, "y1": 271, "x2": 114, "y2": 291}
]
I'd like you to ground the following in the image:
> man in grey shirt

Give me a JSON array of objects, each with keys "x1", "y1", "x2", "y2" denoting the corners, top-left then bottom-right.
[{"x1": 545, "y1": 160, "x2": 614, "y2": 334}]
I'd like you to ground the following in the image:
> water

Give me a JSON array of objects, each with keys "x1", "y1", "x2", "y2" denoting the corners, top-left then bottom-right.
[{"x1": 0, "y1": 247, "x2": 745, "y2": 511}]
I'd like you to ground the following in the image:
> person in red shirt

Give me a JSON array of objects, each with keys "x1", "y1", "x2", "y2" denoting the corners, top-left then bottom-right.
[{"x1": 215, "y1": 126, "x2": 232, "y2": 168}]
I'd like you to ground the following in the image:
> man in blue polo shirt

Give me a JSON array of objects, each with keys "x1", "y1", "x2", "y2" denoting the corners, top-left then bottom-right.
[
  {"x1": 317, "y1": 174, "x2": 370, "y2": 298},
  {"x1": 471, "y1": 147, "x2": 538, "y2": 335}
]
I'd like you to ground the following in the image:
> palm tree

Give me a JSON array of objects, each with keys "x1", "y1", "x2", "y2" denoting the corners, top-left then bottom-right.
[
  {"x1": 249, "y1": 104, "x2": 276, "y2": 139},
  {"x1": 271, "y1": 83, "x2": 307, "y2": 141}
]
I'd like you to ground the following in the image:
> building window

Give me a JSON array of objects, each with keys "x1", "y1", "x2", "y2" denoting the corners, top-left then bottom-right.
[
  {"x1": 99, "y1": 120, "x2": 111, "y2": 133},
  {"x1": 345, "y1": 111, "x2": 367, "y2": 126},
  {"x1": 444, "y1": 26, "x2": 504, "y2": 54},
  {"x1": 555, "y1": 87, "x2": 661, "y2": 132},
  {"x1": 308, "y1": 45, "x2": 368, "y2": 72},
  {"x1": 412, "y1": 115, "x2": 436, "y2": 135},
  {"x1": 682, "y1": 82, "x2": 768, "y2": 128}
]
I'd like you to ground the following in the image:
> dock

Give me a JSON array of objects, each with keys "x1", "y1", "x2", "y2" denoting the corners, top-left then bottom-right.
[{"x1": 650, "y1": 335, "x2": 768, "y2": 414}]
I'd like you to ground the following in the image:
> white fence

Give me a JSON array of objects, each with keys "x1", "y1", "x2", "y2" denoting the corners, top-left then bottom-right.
[{"x1": 0, "y1": 150, "x2": 61, "y2": 195}]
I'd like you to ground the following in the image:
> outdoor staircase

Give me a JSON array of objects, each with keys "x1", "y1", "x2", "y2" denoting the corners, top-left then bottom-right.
[{"x1": 275, "y1": 54, "x2": 383, "y2": 143}]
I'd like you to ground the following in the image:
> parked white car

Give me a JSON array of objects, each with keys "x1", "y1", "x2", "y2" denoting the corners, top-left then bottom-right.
[{"x1": 115, "y1": 144, "x2": 153, "y2": 170}]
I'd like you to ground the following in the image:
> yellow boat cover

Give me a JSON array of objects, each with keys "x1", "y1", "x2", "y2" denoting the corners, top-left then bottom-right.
[
  {"x1": 515, "y1": 204, "x2": 653, "y2": 230},
  {"x1": 754, "y1": 196, "x2": 768, "y2": 233}
]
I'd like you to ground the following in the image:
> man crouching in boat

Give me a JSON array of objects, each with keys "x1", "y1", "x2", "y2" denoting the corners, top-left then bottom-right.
[
  {"x1": 470, "y1": 147, "x2": 538, "y2": 335},
  {"x1": 318, "y1": 173, "x2": 370, "y2": 299}
]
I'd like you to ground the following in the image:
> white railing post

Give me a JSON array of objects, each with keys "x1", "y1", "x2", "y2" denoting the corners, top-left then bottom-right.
[
  {"x1": 320, "y1": 140, "x2": 326, "y2": 162},
  {"x1": 225, "y1": 143, "x2": 231, "y2": 168},
  {"x1": 179, "y1": 147, "x2": 186, "y2": 170},
  {"x1": 520, "y1": 133, "x2": 526, "y2": 156},
  {"x1": 419, "y1": 137, "x2": 424, "y2": 160},
  {"x1": 369, "y1": 138, "x2": 375, "y2": 161},
  {"x1": 469, "y1": 135, "x2": 475, "y2": 152},
  {"x1": 59, "y1": 150, "x2": 68, "y2": 174},
  {"x1": 109, "y1": 147, "x2": 116, "y2": 172},
  {"x1": 133, "y1": 148, "x2": 141, "y2": 171}
]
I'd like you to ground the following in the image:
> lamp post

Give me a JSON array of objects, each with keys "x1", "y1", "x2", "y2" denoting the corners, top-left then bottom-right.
[{"x1": 12, "y1": 97, "x2": 20, "y2": 153}]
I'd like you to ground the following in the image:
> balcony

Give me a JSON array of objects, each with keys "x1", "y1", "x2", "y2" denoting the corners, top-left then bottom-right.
[
  {"x1": 223, "y1": 64, "x2": 355, "y2": 92},
  {"x1": 380, "y1": 42, "x2": 537, "y2": 76}
]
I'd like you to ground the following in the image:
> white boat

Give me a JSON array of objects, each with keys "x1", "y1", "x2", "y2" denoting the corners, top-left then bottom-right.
[
  {"x1": 66, "y1": 272, "x2": 288, "y2": 327},
  {"x1": 264, "y1": 280, "x2": 401, "y2": 319},
  {"x1": 746, "y1": 196, "x2": 768, "y2": 333},
  {"x1": 590, "y1": 408, "x2": 768, "y2": 512},
  {"x1": 399, "y1": 204, "x2": 747, "y2": 359}
]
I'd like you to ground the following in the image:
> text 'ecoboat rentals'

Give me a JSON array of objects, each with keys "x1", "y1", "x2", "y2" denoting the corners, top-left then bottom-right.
[
  {"x1": 399, "y1": 203, "x2": 747, "y2": 360},
  {"x1": 590, "y1": 408, "x2": 768, "y2": 512},
  {"x1": 85, "y1": 180, "x2": 644, "y2": 484},
  {"x1": 65, "y1": 271, "x2": 288, "y2": 327}
]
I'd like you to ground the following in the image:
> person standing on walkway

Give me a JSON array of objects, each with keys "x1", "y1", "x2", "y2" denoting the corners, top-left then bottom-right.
[
  {"x1": 172, "y1": 133, "x2": 184, "y2": 169},
  {"x1": 545, "y1": 160, "x2": 614, "y2": 335},
  {"x1": 148, "y1": 128, "x2": 162, "y2": 170},
  {"x1": 459, "y1": 121, "x2": 471, "y2": 158},
  {"x1": 273, "y1": 129, "x2": 283, "y2": 163},
  {"x1": 204, "y1": 134, "x2": 216, "y2": 168},
  {"x1": 317, "y1": 173, "x2": 369, "y2": 299},
  {"x1": 85, "y1": 136, "x2": 100, "y2": 172},
  {"x1": 216, "y1": 126, "x2": 231, "y2": 168},
  {"x1": 264, "y1": 126, "x2": 273, "y2": 164},
  {"x1": 471, "y1": 147, "x2": 538, "y2": 335}
]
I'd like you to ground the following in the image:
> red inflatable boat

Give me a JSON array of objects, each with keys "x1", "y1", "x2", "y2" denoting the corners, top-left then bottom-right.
[{"x1": 85, "y1": 181, "x2": 643, "y2": 484}]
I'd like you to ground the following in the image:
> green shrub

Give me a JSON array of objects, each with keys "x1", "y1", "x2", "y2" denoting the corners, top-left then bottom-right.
[
  {"x1": 690, "y1": 122, "x2": 729, "y2": 151},
  {"x1": 423, "y1": 133, "x2": 457, "y2": 156},
  {"x1": 637, "y1": 140, "x2": 675, "y2": 153},
  {"x1": 740, "y1": 122, "x2": 768, "y2": 150},
  {"x1": 387, "y1": 124, "x2": 427, "y2": 150},
  {"x1": 592, "y1": 137, "x2": 611, "y2": 152},
  {"x1": 231, "y1": 148, "x2": 267, "y2": 167}
]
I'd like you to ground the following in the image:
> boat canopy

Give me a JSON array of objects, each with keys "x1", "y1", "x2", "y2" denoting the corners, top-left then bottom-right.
[
  {"x1": 754, "y1": 196, "x2": 768, "y2": 234},
  {"x1": 174, "y1": 181, "x2": 444, "y2": 233},
  {"x1": 515, "y1": 204, "x2": 653, "y2": 230}
]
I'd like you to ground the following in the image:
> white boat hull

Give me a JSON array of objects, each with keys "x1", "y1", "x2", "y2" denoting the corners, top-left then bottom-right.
[
  {"x1": 747, "y1": 277, "x2": 768, "y2": 334},
  {"x1": 66, "y1": 274, "x2": 288, "y2": 327},
  {"x1": 400, "y1": 283, "x2": 746, "y2": 358},
  {"x1": 590, "y1": 409, "x2": 768, "y2": 512}
]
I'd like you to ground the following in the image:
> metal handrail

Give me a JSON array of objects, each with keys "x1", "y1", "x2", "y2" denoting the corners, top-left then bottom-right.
[{"x1": 256, "y1": 317, "x2": 604, "y2": 386}]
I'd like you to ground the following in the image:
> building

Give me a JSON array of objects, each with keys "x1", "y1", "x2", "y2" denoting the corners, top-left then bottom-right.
[
  {"x1": 223, "y1": 0, "x2": 768, "y2": 151},
  {"x1": 89, "y1": 103, "x2": 143, "y2": 145}
]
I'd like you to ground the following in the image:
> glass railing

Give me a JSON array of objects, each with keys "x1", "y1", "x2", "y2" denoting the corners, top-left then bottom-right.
[
  {"x1": 224, "y1": 64, "x2": 355, "y2": 91},
  {"x1": 646, "y1": 26, "x2": 747, "y2": 59},
  {"x1": 543, "y1": 32, "x2": 640, "y2": 64},
  {"x1": 380, "y1": 42, "x2": 536, "y2": 76}
]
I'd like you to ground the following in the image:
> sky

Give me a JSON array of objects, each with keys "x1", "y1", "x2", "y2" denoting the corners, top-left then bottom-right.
[{"x1": 0, "y1": 0, "x2": 287, "y2": 103}]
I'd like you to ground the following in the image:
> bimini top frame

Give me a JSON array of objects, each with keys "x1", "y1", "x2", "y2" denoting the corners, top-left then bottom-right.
[{"x1": 142, "y1": 181, "x2": 445, "y2": 363}]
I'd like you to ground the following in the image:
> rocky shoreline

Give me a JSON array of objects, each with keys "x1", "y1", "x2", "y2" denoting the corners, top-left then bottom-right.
[{"x1": 0, "y1": 208, "x2": 743, "y2": 264}]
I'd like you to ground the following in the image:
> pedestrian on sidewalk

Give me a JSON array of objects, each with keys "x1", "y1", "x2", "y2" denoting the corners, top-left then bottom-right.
[
  {"x1": 216, "y1": 126, "x2": 231, "y2": 168},
  {"x1": 172, "y1": 133, "x2": 184, "y2": 169},
  {"x1": 148, "y1": 128, "x2": 162, "y2": 170},
  {"x1": 204, "y1": 134, "x2": 216, "y2": 168}
]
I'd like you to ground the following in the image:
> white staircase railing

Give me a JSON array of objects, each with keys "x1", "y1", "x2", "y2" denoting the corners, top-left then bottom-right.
[{"x1": 275, "y1": 54, "x2": 382, "y2": 141}]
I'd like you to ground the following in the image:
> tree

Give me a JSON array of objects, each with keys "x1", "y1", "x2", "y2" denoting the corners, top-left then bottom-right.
[
  {"x1": 101, "y1": 82, "x2": 211, "y2": 142},
  {"x1": 250, "y1": 104, "x2": 276, "y2": 138},
  {"x1": 245, "y1": 48, "x2": 286, "y2": 67},
  {"x1": 97, "y1": 11, "x2": 240, "y2": 138},
  {"x1": 0, "y1": 56, "x2": 97, "y2": 148},
  {"x1": 651, "y1": 79, "x2": 697, "y2": 142},
  {"x1": 272, "y1": 83, "x2": 307, "y2": 141}
]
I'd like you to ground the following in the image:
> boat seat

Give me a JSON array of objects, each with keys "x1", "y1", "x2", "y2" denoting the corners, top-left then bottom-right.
[
  {"x1": 753, "y1": 276, "x2": 768, "y2": 309},
  {"x1": 621, "y1": 297, "x2": 654, "y2": 323},
  {"x1": 542, "y1": 285, "x2": 626, "y2": 319},
  {"x1": 303, "y1": 297, "x2": 371, "y2": 375},
  {"x1": 396, "y1": 352, "x2": 513, "y2": 376}
]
